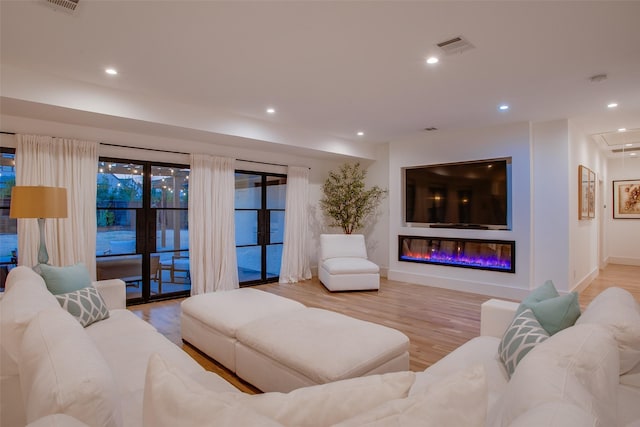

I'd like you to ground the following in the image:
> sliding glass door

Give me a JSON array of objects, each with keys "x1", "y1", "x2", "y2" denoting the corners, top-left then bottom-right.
[
  {"x1": 96, "y1": 159, "x2": 190, "y2": 304},
  {"x1": 235, "y1": 172, "x2": 286, "y2": 285}
]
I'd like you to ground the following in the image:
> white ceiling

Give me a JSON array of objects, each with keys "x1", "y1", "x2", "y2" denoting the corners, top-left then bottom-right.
[{"x1": 1, "y1": 0, "x2": 640, "y2": 159}]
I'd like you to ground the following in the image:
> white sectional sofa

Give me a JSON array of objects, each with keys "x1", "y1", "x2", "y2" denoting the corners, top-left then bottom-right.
[
  {"x1": 2, "y1": 264, "x2": 640, "y2": 426},
  {"x1": 0, "y1": 266, "x2": 239, "y2": 427}
]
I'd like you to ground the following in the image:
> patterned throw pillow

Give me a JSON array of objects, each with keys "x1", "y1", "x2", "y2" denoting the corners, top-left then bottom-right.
[
  {"x1": 56, "y1": 286, "x2": 110, "y2": 327},
  {"x1": 498, "y1": 308, "x2": 549, "y2": 378}
]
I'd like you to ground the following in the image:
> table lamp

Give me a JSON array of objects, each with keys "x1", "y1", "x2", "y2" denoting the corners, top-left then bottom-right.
[{"x1": 9, "y1": 186, "x2": 68, "y2": 265}]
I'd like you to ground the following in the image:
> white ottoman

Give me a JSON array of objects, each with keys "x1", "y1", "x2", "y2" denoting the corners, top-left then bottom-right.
[
  {"x1": 235, "y1": 307, "x2": 410, "y2": 392},
  {"x1": 180, "y1": 288, "x2": 305, "y2": 371}
]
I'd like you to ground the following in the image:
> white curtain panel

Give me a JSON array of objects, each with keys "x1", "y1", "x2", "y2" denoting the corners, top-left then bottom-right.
[
  {"x1": 188, "y1": 154, "x2": 239, "y2": 294},
  {"x1": 15, "y1": 134, "x2": 98, "y2": 276},
  {"x1": 279, "y1": 166, "x2": 312, "y2": 283}
]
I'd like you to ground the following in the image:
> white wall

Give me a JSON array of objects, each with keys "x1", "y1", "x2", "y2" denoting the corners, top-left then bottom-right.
[
  {"x1": 387, "y1": 122, "x2": 533, "y2": 299},
  {"x1": 363, "y1": 143, "x2": 390, "y2": 275},
  {"x1": 567, "y1": 120, "x2": 606, "y2": 291},
  {"x1": 607, "y1": 156, "x2": 640, "y2": 265},
  {"x1": 531, "y1": 120, "x2": 571, "y2": 292}
]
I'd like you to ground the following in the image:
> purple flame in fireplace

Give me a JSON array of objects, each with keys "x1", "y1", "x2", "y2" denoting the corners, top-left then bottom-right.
[{"x1": 399, "y1": 236, "x2": 515, "y2": 273}]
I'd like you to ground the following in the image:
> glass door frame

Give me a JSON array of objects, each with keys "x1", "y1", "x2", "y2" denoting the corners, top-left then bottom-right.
[
  {"x1": 96, "y1": 157, "x2": 190, "y2": 305},
  {"x1": 235, "y1": 170, "x2": 286, "y2": 287}
]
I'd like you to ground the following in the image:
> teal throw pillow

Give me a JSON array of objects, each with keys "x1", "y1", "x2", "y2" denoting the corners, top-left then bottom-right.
[
  {"x1": 498, "y1": 308, "x2": 550, "y2": 378},
  {"x1": 528, "y1": 292, "x2": 581, "y2": 335},
  {"x1": 56, "y1": 286, "x2": 110, "y2": 327},
  {"x1": 39, "y1": 262, "x2": 92, "y2": 295},
  {"x1": 517, "y1": 280, "x2": 581, "y2": 335},
  {"x1": 516, "y1": 280, "x2": 559, "y2": 315}
]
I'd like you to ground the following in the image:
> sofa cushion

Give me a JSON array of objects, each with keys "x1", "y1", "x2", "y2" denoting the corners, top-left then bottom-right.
[
  {"x1": 19, "y1": 308, "x2": 122, "y2": 427},
  {"x1": 144, "y1": 353, "x2": 416, "y2": 427},
  {"x1": 26, "y1": 414, "x2": 91, "y2": 427},
  {"x1": 498, "y1": 308, "x2": 549, "y2": 378},
  {"x1": 0, "y1": 267, "x2": 59, "y2": 362},
  {"x1": 488, "y1": 323, "x2": 620, "y2": 427},
  {"x1": 238, "y1": 370, "x2": 416, "y2": 426},
  {"x1": 410, "y1": 335, "x2": 507, "y2": 412},
  {"x1": 180, "y1": 288, "x2": 305, "y2": 337},
  {"x1": 507, "y1": 402, "x2": 597, "y2": 427},
  {"x1": 333, "y1": 364, "x2": 487, "y2": 427},
  {"x1": 621, "y1": 361, "x2": 640, "y2": 387},
  {"x1": 576, "y1": 286, "x2": 640, "y2": 374},
  {"x1": 322, "y1": 257, "x2": 380, "y2": 274},
  {"x1": 236, "y1": 307, "x2": 409, "y2": 383},
  {"x1": 319, "y1": 234, "x2": 368, "y2": 260},
  {"x1": 55, "y1": 285, "x2": 110, "y2": 327},
  {"x1": 86, "y1": 309, "x2": 239, "y2": 427},
  {"x1": 143, "y1": 354, "x2": 282, "y2": 427},
  {"x1": 38, "y1": 262, "x2": 92, "y2": 295},
  {"x1": 518, "y1": 280, "x2": 581, "y2": 335}
]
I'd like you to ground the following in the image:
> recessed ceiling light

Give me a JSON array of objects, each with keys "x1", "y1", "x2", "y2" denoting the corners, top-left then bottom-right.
[
  {"x1": 266, "y1": 107, "x2": 276, "y2": 114},
  {"x1": 357, "y1": 131, "x2": 364, "y2": 137},
  {"x1": 498, "y1": 104, "x2": 509, "y2": 111},
  {"x1": 630, "y1": 152, "x2": 637, "y2": 156},
  {"x1": 607, "y1": 102, "x2": 618, "y2": 108},
  {"x1": 626, "y1": 143, "x2": 633, "y2": 147},
  {"x1": 426, "y1": 57, "x2": 439, "y2": 65},
  {"x1": 105, "y1": 68, "x2": 118, "y2": 75},
  {"x1": 618, "y1": 128, "x2": 627, "y2": 132}
]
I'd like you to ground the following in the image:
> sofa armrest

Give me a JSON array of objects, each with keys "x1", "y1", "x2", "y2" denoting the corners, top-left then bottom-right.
[
  {"x1": 480, "y1": 299, "x2": 519, "y2": 338},
  {"x1": 92, "y1": 279, "x2": 126, "y2": 310}
]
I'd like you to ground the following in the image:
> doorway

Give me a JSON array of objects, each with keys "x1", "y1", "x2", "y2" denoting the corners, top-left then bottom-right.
[
  {"x1": 96, "y1": 159, "x2": 190, "y2": 304},
  {"x1": 234, "y1": 171, "x2": 286, "y2": 285}
]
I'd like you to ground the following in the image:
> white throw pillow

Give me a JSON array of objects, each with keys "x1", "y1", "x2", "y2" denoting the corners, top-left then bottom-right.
[
  {"x1": 0, "y1": 270, "x2": 59, "y2": 361},
  {"x1": 332, "y1": 364, "x2": 487, "y2": 427},
  {"x1": 143, "y1": 354, "x2": 282, "y2": 427},
  {"x1": 19, "y1": 308, "x2": 122, "y2": 427},
  {"x1": 575, "y1": 287, "x2": 640, "y2": 374},
  {"x1": 488, "y1": 323, "x2": 619, "y2": 427}
]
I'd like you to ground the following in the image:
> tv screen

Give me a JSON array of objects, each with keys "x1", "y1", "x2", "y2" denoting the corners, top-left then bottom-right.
[{"x1": 404, "y1": 158, "x2": 511, "y2": 229}]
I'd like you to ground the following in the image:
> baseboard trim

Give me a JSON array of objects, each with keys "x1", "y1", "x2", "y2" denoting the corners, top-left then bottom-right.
[
  {"x1": 607, "y1": 257, "x2": 640, "y2": 266},
  {"x1": 570, "y1": 267, "x2": 599, "y2": 294},
  {"x1": 387, "y1": 270, "x2": 529, "y2": 300}
]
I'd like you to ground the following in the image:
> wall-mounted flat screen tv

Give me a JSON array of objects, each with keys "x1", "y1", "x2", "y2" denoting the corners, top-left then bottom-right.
[{"x1": 404, "y1": 158, "x2": 511, "y2": 229}]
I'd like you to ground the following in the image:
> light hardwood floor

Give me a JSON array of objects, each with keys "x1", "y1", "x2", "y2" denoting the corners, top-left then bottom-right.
[{"x1": 129, "y1": 263, "x2": 640, "y2": 394}]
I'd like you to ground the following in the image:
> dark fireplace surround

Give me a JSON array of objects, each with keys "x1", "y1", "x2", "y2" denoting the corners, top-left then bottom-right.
[{"x1": 398, "y1": 235, "x2": 515, "y2": 273}]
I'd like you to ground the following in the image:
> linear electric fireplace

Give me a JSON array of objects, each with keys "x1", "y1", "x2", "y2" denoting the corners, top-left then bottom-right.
[{"x1": 398, "y1": 235, "x2": 515, "y2": 273}]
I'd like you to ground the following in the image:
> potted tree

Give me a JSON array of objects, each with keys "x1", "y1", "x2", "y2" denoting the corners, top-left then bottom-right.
[{"x1": 320, "y1": 163, "x2": 387, "y2": 234}]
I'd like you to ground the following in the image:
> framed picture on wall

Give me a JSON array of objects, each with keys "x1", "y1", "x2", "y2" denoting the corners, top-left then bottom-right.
[
  {"x1": 578, "y1": 165, "x2": 591, "y2": 220},
  {"x1": 588, "y1": 169, "x2": 596, "y2": 219},
  {"x1": 613, "y1": 179, "x2": 640, "y2": 219}
]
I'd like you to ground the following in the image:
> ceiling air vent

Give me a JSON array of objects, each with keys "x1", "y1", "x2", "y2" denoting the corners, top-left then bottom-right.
[
  {"x1": 45, "y1": 0, "x2": 79, "y2": 11},
  {"x1": 436, "y1": 36, "x2": 475, "y2": 55}
]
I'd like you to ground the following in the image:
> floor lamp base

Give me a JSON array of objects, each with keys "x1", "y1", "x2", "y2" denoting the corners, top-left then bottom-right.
[{"x1": 37, "y1": 217, "x2": 49, "y2": 265}]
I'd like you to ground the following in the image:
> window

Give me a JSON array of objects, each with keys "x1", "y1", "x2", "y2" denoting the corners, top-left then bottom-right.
[{"x1": 0, "y1": 148, "x2": 16, "y2": 290}]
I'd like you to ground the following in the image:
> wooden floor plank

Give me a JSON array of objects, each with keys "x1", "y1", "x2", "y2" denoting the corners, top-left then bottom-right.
[{"x1": 129, "y1": 263, "x2": 640, "y2": 393}]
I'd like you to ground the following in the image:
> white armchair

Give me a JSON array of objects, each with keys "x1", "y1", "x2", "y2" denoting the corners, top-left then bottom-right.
[{"x1": 318, "y1": 234, "x2": 380, "y2": 292}]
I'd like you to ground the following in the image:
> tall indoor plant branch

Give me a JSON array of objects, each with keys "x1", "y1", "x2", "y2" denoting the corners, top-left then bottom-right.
[{"x1": 320, "y1": 163, "x2": 387, "y2": 234}]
